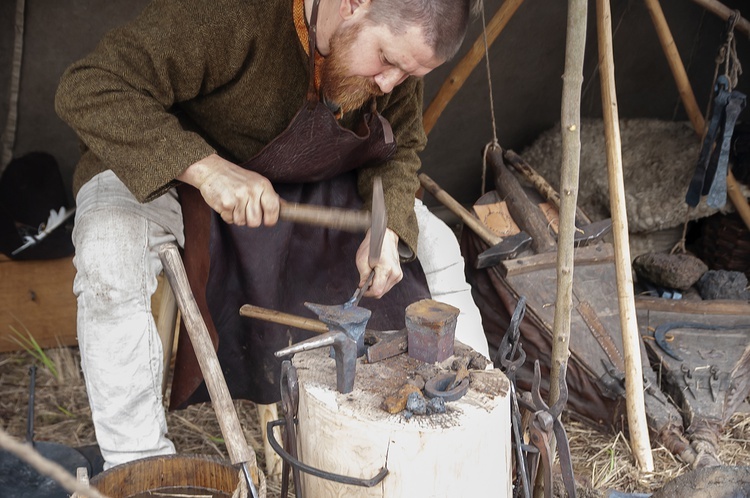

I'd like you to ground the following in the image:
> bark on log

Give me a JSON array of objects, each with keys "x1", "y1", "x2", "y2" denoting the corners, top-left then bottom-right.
[{"x1": 487, "y1": 146, "x2": 557, "y2": 254}]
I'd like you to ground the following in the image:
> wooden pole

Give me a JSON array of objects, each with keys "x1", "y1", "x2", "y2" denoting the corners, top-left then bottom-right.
[
  {"x1": 596, "y1": 0, "x2": 655, "y2": 472},
  {"x1": 689, "y1": 0, "x2": 750, "y2": 38},
  {"x1": 157, "y1": 243, "x2": 262, "y2": 490},
  {"x1": 643, "y1": 0, "x2": 705, "y2": 134},
  {"x1": 645, "y1": 0, "x2": 750, "y2": 231},
  {"x1": 548, "y1": 0, "x2": 587, "y2": 427},
  {"x1": 422, "y1": 0, "x2": 525, "y2": 135},
  {"x1": 532, "y1": 2, "x2": 589, "y2": 495}
]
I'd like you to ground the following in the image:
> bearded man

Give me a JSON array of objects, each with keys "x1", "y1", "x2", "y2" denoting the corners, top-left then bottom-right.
[{"x1": 55, "y1": 0, "x2": 478, "y2": 470}]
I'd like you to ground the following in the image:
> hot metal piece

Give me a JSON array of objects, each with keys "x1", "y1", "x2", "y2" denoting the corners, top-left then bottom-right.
[{"x1": 345, "y1": 176, "x2": 386, "y2": 308}]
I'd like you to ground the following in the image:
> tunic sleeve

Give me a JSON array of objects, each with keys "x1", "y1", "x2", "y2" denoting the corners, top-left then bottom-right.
[
  {"x1": 54, "y1": 0, "x2": 254, "y2": 202},
  {"x1": 359, "y1": 77, "x2": 427, "y2": 260}
]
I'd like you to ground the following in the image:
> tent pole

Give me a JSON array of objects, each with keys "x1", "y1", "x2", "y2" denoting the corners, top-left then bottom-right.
[
  {"x1": 596, "y1": 0, "x2": 655, "y2": 473},
  {"x1": 422, "y1": 0, "x2": 525, "y2": 136},
  {"x1": 689, "y1": 0, "x2": 750, "y2": 38}
]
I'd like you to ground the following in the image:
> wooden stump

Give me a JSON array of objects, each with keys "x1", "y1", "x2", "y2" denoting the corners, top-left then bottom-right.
[{"x1": 292, "y1": 343, "x2": 511, "y2": 497}]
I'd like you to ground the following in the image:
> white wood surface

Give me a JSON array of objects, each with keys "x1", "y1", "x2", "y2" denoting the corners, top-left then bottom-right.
[{"x1": 292, "y1": 345, "x2": 511, "y2": 497}]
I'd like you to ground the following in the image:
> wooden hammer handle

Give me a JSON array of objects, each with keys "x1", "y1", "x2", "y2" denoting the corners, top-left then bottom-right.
[
  {"x1": 279, "y1": 203, "x2": 371, "y2": 232},
  {"x1": 239, "y1": 304, "x2": 329, "y2": 334},
  {"x1": 158, "y1": 243, "x2": 257, "y2": 468},
  {"x1": 418, "y1": 173, "x2": 501, "y2": 246}
]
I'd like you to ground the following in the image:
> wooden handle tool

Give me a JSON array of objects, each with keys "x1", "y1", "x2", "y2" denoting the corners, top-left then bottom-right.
[
  {"x1": 278, "y1": 202, "x2": 371, "y2": 232},
  {"x1": 158, "y1": 243, "x2": 261, "y2": 497}
]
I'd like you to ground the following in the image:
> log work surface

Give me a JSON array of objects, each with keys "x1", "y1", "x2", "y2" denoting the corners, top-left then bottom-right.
[{"x1": 292, "y1": 341, "x2": 511, "y2": 497}]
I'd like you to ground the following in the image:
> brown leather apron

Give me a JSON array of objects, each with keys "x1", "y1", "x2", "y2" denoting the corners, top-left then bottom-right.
[{"x1": 170, "y1": 1, "x2": 430, "y2": 408}]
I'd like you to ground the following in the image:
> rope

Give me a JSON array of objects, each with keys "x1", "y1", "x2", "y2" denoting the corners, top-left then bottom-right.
[
  {"x1": 0, "y1": 0, "x2": 26, "y2": 174},
  {"x1": 720, "y1": 10, "x2": 742, "y2": 91},
  {"x1": 480, "y1": 1, "x2": 499, "y2": 196},
  {"x1": 0, "y1": 427, "x2": 112, "y2": 498}
]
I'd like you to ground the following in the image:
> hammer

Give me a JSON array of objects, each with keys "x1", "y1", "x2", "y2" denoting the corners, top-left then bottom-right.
[
  {"x1": 418, "y1": 173, "x2": 532, "y2": 268},
  {"x1": 503, "y1": 149, "x2": 612, "y2": 246}
]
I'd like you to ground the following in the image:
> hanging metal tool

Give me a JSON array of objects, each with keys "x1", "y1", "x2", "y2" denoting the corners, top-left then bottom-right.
[
  {"x1": 519, "y1": 361, "x2": 577, "y2": 498},
  {"x1": 685, "y1": 10, "x2": 747, "y2": 209},
  {"x1": 495, "y1": 296, "x2": 532, "y2": 498}
]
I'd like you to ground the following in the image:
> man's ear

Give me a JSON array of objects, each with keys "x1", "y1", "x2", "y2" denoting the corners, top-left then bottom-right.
[{"x1": 338, "y1": 0, "x2": 371, "y2": 21}]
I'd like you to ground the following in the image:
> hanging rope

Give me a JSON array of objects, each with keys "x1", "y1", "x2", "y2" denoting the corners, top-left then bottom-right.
[
  {"x1": 0, "y1": 0, "x2": 26, "y2": 175},
  {"x1": 480, "y1": 1, "x2": 500, "y2": 196}
]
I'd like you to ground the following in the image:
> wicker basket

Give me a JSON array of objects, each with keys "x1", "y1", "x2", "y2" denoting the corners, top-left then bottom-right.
[{"x1": 697, "y1": 211, "x2": 750, "y2": 279}]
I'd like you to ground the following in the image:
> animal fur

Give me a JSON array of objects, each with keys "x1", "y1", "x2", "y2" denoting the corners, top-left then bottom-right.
[{"x1": 520, "y1": 119, "x2": 734, "y2": 233}]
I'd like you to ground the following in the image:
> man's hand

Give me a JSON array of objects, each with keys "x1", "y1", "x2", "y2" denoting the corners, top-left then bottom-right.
[
  {"x1": 178, "y1": 153, "x2": 280, "y2": 226},
  {"x1": 355, "y1": 228, "x2": 403, "y2": 298}
]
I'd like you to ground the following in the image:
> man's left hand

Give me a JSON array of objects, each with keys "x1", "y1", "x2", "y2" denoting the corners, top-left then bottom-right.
[{"x1": 355, "y1": 228, "x2": 403, "y2": 298}]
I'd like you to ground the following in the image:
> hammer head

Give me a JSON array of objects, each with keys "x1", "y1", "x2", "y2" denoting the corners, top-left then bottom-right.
[
  {"x1": 476, "y1": 231, "x2": 533, "y2": 268},
  {"x1": 304, "y1": 301, "x2": 371, "y2": 357},
  {"x1": 573, "y1": 218, "x2": 612, "y2": 247}
]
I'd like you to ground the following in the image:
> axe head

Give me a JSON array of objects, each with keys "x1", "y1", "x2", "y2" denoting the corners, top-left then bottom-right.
[{"x1": 476, "y1": 231, "x2": 533, "y2": 268}]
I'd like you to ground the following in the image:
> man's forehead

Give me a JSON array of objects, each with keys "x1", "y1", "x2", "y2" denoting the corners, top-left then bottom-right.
[{"x1": 370, "y1": 22, "x2": 443, "y2": 75}]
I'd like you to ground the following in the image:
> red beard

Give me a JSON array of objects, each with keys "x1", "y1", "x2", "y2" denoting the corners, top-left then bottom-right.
[{"x1": 320, "y1": 22, "x2": 384, "y2": 114}]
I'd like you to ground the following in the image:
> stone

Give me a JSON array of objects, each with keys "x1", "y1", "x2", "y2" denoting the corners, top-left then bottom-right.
[
  {"x1": 632, "y1": 252, "x2": 708, "y2": 290},
  {"x1": 696, "y1": 270, "x2": 750, "y2": 300}
]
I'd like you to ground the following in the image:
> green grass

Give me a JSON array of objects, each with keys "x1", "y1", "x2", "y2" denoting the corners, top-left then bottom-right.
[{"x1": 8, "y1": 322, "x2": 59, "y2": 380}]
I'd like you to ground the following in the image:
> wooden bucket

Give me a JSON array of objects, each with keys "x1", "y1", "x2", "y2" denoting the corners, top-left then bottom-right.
[{"x1": 88, "y1": 454, "x2": 240, "y2": 497}]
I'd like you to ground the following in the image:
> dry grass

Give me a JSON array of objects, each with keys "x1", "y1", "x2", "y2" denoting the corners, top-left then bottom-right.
[{"x1": 1, "y1": 345, "x2": 749, "y2": 497}]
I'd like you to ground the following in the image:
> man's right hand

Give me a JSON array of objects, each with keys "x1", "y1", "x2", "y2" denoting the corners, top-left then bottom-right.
[{"x1": 178, "y1": 153, "x2": 280, "y2": 227}]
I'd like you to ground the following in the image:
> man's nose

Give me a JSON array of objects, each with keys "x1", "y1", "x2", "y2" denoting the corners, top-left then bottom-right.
[{"x1": 374, "y1": 68, "x2": 407, "y2": 93}]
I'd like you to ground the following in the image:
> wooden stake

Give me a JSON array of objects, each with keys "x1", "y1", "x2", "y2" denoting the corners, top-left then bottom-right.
[
  {"x1": 532, "y1": 2, "x2": 589, "y2": 496},
  {"x1": 422, "y1": 0, "x2": 525, "y2": 135},
  {"x1": 645, "y1": 0, "x2": 750, "y2": 232},
  {"x1": 549, "y1": 0, "x2": 588, "y2": 430},
  {"x1": 596, "y1": 0, "x2": 655, "y2": 472}
]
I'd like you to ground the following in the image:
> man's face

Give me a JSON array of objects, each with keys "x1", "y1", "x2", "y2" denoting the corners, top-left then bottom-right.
[{"x1": 321, "y1": 17, "x2": 443, "y2": 114}]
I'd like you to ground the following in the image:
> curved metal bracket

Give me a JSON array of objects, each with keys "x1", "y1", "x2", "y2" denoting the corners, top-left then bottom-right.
[{"x1": 267, "y1": 418, "x2": 388, "y2": 488}]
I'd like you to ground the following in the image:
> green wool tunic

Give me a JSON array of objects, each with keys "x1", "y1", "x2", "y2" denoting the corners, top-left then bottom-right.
[{"x1": 55, "y1": 0, "x2": 428, "y2": 253}]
